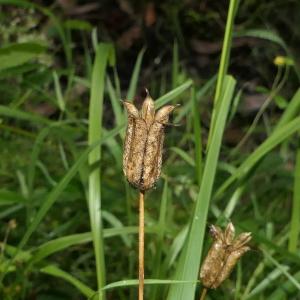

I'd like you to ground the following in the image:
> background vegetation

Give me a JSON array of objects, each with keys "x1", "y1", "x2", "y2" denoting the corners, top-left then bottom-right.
[{"x1": 0, "y1": 0, "x2": 300, "y2": 299}]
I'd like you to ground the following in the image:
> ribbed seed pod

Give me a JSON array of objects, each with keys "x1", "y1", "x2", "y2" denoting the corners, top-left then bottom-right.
[
  {"x1": 200, "y1": 222, "x2": 251, "y2": 289},
  {"x1": 123, "y1": 90, "x2": 176, "y2": 191}
]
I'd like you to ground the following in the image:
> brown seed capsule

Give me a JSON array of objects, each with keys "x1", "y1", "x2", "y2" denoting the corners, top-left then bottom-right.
[
  {"x1": 123, "y1": 90, "x2": 176, "y2": 191},
  {"x1": 200, "y1": 222, "x2": 251, "y2": 289}
]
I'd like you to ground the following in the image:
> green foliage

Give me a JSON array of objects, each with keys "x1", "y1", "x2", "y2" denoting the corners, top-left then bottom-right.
[{"x1": 0, "y1": 0, "x2": 300, "y2": 299}]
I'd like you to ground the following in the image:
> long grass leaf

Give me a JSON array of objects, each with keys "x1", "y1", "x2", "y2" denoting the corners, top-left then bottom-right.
[
  {"x1": 192, "y1": 86, "x2": 203, "y2": 185},
  {"x1": 155, "y1": 79, "x2": 193, "y2": 108},
  {"x1": 170, "y1": 147, "x2": 195, "y2": 167},
  {"x1": 126, "y1": 48, "x2": 146, "y2": 100},
  {"x1": 172, "y1": 40, "x2": 179, "y2": 88},
  {"x1": 174, "y1": 75, "x2": 216, "y2": 123},
  {"x1": 263, "y1": 250, "x2": 300, "y2": 291},
  {"x1": 0, "y1": 105, "x2": 51, "y2": 125},
  {"x1": 215, "y1": 116, "x2": 300, "y2": 200},
  {"x1": 167, "y1": 75, "x2": 236, "y2": 300},
  {"x1": 102, "y1": 279, "x2": 198, "y2": 291},
  {"x1": 275, "y1": 88, "x2": 300, "y2": 130},
  {"x1": 40, "y1": 265, "x2": 95, "y2": 298},
  {"x1": 31, "y1": 233, "x2": 91, "y2": 264},
  {"x1": 234, "y1": 29, "x2": 288, "y2": 52},
  {"x1": 30, "y1": 226, "x2": 158, "y2": 265},
  {"x1": 288, "y1": 146, "x2": 300, "y2": 252},
  {"x1": 18, "y1": 126, "x2": 122, "y2": 250},
  {"x1": 88, "y1": 43, "x2": 114, "y2": 298},
  {"x1": 207, "y1": 0, "x2": 239, "y2": 148},
  {"x1": 107, "y1": 77, "x2": 123, "y2": 127},
  {"x1": 269, "y1": 271, "x2": 300, "y2": 299},
  {"x1": 246, "y1": 266, "x2": 289, "y2": 299}
]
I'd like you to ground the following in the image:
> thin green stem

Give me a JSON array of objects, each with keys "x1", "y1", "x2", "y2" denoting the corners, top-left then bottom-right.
[
  {"x1": 207, "y1": 0, "x2": 239, "y2": 150},
  {"x1": 289, "y1": 144, "x2": 300, "y2": 252}
]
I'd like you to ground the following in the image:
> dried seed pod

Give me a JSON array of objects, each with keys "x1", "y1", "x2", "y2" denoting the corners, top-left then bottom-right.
[
  {"x1": 123, "y1": 90, "x2": 176, "y2": 191},
  {"x1": 200, "y1": 222, "x2": 251, "y2": 289}
]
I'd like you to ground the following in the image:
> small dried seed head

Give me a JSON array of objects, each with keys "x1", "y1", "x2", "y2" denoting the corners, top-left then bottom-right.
[
  {"x1": 123, "y1": 90, "x2": 177, "y2": 191},
  {"x1": 200, "y1": 222, "x2": 251, "y2": 289}
]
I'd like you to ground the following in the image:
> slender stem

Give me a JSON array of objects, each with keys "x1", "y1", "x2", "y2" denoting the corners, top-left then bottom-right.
[
  {"x1": 199, "y1": 288, "x2": 208, "y2": 300},
  {"x1": 289, "y1": 144, "x2": 300, "y2": 252},
  {"x1": 139, "y1": 191, "x2": 145, "y2": 300},
  {"x1": 206, "y1": 0, "x2": 239, "y2": 150}
]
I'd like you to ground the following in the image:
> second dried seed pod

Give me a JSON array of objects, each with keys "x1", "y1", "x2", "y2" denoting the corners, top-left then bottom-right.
[
  {"x1": 200, "y1": 222, "x2": 251, "y2": 289},
  {"x1": 123, "y1": 90, "x2": 176, "y2": 191}
]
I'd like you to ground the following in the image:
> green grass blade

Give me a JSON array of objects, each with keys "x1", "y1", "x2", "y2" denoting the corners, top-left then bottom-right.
[
  {"x1": 107, "y1": 76, "x2": 123, "y2": 127},
  {"x1": 0, "y1": 126, "x2": 122, "y2": 284},
  {"x1": 102, "y1": 128, "x2": 123, "y2": 169},
  {"x1": 165, "y1": 225, "x2": 189, "y2": 269},
  {"x1": 174, "y1": 76, "x2": 216, "y2": 123},
  {"x1": 275, "y1": 88, "x2": 300, "y2": 130},
  {"x1": 234, "y1": 29, "x2": 288, "y2": 52},
  {"x1": 31, "y1": 233, "x2": 92, "y2": 264},
  {"x1": 192, "y1": 86, "x2": 203, "y2": 185},
  {"x1": 30, "y1": 226, "x2": 158, "y2": 265},
  {"x1": 0, "y1": 105, "x2": 51, "y2": 125},
  {"x1": 207, "y1": 0, "x2": 239, "y2": 148},
  {"x1": 53, "y1": 71, "x2": 65, "y2": 112},
  {"x1": 40, "y1": 265, "x2": 95, "y2": 298},
  {"x1": 0, "y1": 42, "x2": 47, "y2": 71},
  {"x1": 246, "y1": 266, "x2": 290, "y2": 299},
  {"x1": 288, "y1": 146, "x2": 300, "y2": 252},
  {"x1": 214, "y1": 0, "x2": 238, "y2": 104},
  {"x1": 0, "y1": 190, "x2": 26, "y2": 206},
  {"x1": 88, "y1": 43, "x2": 114, "y2": 299},
  {"x1": 215, "y1": 116, "x2": 300, "y2": 200},
  {"x1": 269, "y1": 271, "x2": 300, "y2": 299},
  {"x1": 102, "y1": 211, "x2": 132, "y2": 248},
  {"x1": 27, "y1": 126, "x2": 52, "y2": 197},
  {"x1": 126, "y1": 48, "x2": 146, "y2": 100},
  {"x1": 172, "y1": 40, "x2": 179, "y2": 89},
  {"x1": 167, "y1": 75, "x2": 236, "y2": 300},
  {"x1": 18, "y1": 126, "x2": 122, "y2": 250},
  {"x1": 155, "y1": 79, "x2": 193, "y2": 108},
  {"x1": 223, "y1": 185, "x2": 245, "y2": 219},
  {"x1": 262, "y1": 250, "x2": 300, "y2": 291},
  {"x1": 101, "y1": 279, "x2": 198, "y2": 291},
  {"x1": 170, "y1": 147, "x2": 195, "y2": 167}
]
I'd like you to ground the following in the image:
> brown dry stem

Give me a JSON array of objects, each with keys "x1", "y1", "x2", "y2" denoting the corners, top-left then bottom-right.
[
  {"x1": 200, "y1": 287, "x2": 208, "y2": 300},
  {"x1": 138, "y1": 191, "x2": 145, "y2": 300}
]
